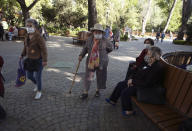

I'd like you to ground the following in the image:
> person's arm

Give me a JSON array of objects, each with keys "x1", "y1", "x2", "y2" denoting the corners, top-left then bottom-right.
[
  {"x1": 79, "y1": 38, "x2": 89, "y2": 61},
  {"x1": 135, "y1": 49, "x2": 147, "y2": 67},
  {"x1": 106, "y1": 39, "x2": 113, "y2": 53},
  {"x1": 38, "y1": 36, "x2": 48, "y2": 65},
  {"x1": 132, "y1": 63, "x2": 163, "y2": 88},
  {"x1": 21, "y1": 41, "x2": 27, "y2": 58}
]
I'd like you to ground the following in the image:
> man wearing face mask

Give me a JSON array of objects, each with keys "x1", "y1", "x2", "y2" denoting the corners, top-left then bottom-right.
[
  {"x1": 106, "y1": 46, "x2": 164, "y2": 116},
  {"x1": 78, "y1": 23, "x2": 113, "y2": 99},
  {"x1": 20, "y1": 19, "x2": 47, "y2": 100}
]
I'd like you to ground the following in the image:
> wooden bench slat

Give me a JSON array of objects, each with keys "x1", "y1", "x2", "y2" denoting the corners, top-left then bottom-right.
[
  {"x1": 175, "y1": 74, "x2": 192, "y2": 110},
  {"x1": 164, "y1": 124, "x2": 179, "y2": 131},
  {"x1": 152, "y1": 113, "x2": 182, "y2": 123},
  {"x1": 180, "y1": 84, "x2": 192, "y2": 114},
  {"x1": 149, "y1": 110, "x2": 178, "y2": 118},
  {"x1": 158, "y1": 118, "x2": 185, "y2": 129},
  {"x1": 166, "y1": 69, "x2": 183, "y2": 104},
  {"x1": 169, "y1": 70, "x2": 188, "y2": 106},
  {"x1": 163, "y1": 65, "x2": 176, "y2": 90}
]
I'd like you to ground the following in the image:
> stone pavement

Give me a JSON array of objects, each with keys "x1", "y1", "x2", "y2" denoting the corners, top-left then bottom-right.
[{"x1": 0, "y1": 36, "x2": 192, "y2": 131}]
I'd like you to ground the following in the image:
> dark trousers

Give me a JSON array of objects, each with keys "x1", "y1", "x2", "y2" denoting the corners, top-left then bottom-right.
[
  {"x1": 0, "y1": 33, "x2": 3, "y2": 40},
  {"x1": 109, "y1": 81, "x2": 137, "y2": 111}
]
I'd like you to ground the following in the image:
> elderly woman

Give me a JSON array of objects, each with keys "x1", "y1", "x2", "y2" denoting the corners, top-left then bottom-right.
[
  {"x1": 106, "y1": 46, "x2": 164, "y2": 116},
  {"x1": 20, "y1": 19, "x2": 47, "y2": 99},
  {"x1": 78, "y1": 23, "x2": 113, "y2": 99}
]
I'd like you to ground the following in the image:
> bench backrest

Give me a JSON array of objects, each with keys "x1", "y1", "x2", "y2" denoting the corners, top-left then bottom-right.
[
  {"x1": 18, "y1": 28, "x2": 26, "y2": 37},
  {"x1": 161, "y1": 58, "x2": 192, "y2": 117}
]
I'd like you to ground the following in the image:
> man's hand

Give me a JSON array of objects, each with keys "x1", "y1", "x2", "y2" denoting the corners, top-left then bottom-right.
[
  {"x1": 127, "y1": 79, "x2": 133, "y2": 87},
  {"x1": 78, "y1": 56, "x2": 83, "y2": 61},
  {"x1": 42, "y1": 62, "x2": 47, "y2": 67}
]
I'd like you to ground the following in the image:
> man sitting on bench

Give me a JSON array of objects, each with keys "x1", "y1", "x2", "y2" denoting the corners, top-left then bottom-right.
[{"x1": 106, "y1": 46, "x2": 164, "y2": 116}]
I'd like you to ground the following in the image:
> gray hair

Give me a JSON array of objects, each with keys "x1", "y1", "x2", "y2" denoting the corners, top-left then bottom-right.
[
  {"x1": 148, "y1": 46, "x2": 162, "y2": 60},
  {"x1": 25, "y1": 18, "x2": 39, "y2": 29}
]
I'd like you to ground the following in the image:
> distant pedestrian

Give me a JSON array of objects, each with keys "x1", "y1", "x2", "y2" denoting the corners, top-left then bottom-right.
[
  {"x1": 104, "y1": 26, "x2": 110, "y2": 39},
  {"x1": 161, "y1": 32, "x2": 165, "y2": 43},
  {"x1": 113, "y1": 28, "x2": 120, "y2": 50},
  {"x1": 156, "y1": 32, "x2": 160, "y2": 42},
  {"x1": 20, "y1": 19, "x2": 48, "y2": 100},
  {"x1": 78, "y1": 23, "x2": 113, "y2": 99}
]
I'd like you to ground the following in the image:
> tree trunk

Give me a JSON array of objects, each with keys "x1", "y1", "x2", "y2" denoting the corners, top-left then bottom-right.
[
  {"x1": 16, "y1": 0, "x2": 39, "y2": 25},
  {"x1": 88, "y1": 0, "x2": 97, "y2": 30},
  {"x1": 141, "y1": 0, "x2": 152, "y2": 35},
  {"x1": 177, "y1": 0, "x2": 192, "y2": 40},
  {"x1": 163, "y1": 0, "x2": 178, "y2": 33}
]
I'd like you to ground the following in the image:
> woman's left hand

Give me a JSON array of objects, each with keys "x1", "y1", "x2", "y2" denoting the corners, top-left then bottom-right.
[{"x1": 42, "y1": 62, "x2": 47, "y2": 67}]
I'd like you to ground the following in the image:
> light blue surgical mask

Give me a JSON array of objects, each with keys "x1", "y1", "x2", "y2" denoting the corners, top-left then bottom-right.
[{"x1": 94, "y1": 34, "x2": 102, "y2": 39}]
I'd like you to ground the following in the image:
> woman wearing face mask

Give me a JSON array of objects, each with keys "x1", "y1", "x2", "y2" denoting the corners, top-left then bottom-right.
[
  {"x1": 106, "y1": 46, "x2": 164, "y2": 116},
  {"x1": 20, "y1": 19, "x2": 47, "y2": 100},
  {"x1": 78, "y1": 23, "x2": 113, "y2": 99}
]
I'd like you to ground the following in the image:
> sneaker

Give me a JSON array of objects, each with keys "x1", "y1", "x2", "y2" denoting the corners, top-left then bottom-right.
[
  {"x1": 33, "y1": 87, "x2": 38, "y2": 92},
  {"x1": 34, "y1": 91, "x2": 42, "y2": 100},
  {"x1": 79, "y1": 93, "x2": 88, "y2": 100}
]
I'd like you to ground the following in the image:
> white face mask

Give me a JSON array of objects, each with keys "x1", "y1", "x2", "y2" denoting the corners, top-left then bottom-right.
[
  {"x1": 144, "y1": 44, "x2": 150, "y2": 49},
  {"x1": 94, "y1": 34, "x2": 102, "y2": 39},
  {"x1": 26, "y1": 27, "x2": 35, "y2": 34}
]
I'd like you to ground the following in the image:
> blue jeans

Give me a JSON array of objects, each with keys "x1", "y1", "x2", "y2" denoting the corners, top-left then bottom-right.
[{"x1": 26, "y1": 59, "x2": 43, "y2": 91}]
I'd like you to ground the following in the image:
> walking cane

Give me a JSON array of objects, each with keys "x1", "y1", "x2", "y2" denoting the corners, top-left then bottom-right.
[{"x1": 69, "y1": 60, "x2": 81, "y2": 94}]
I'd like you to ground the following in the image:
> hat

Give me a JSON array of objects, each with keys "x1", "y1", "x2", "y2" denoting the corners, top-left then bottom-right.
[{"x1": 90, "y1": 23, "x2": 104, "y2": 32}]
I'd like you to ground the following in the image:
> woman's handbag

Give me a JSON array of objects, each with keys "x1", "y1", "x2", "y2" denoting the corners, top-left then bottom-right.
[
  {"x1": 24, "y1": 58, "x2": 41, "y2": 72},
  {"x1": 15, "y1": 60, "x2": 26, "y2": 87},
  {"x1": 137, "y1": 86, "x2": 166, "y2": 105}
]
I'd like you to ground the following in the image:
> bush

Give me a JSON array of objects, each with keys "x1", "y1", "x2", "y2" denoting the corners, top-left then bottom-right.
[
  {"x1": 173, "y1": 40, "x2": 192, "y2": 45},
  {"x1": 120, "y1": 34, "x2": 128, "y2": 41}
]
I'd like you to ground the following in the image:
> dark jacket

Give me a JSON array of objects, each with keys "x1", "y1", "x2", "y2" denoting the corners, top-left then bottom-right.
[
  {"x1": 132, "y1": 60, "x2": 164, "y2": 88},
  {"x1": 0, "y1": 56, "x2": 4, "y2": 97}
]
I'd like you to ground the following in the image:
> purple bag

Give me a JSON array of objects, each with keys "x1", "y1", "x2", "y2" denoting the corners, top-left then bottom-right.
[{"x1": 15, "y1": 60, "x2": 26, "y2": 87}]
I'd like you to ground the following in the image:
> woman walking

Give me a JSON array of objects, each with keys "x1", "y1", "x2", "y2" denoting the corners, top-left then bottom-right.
[
  {"x1": 78, "y1": 23, "x2": 113, "y2": 99},
  {"x1": 20, "y1": 19, "x2": 47, "y2": 99}
]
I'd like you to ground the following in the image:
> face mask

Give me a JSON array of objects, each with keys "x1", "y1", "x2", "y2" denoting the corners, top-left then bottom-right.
[
  {"x1": 26, "y1": 27, "x2": 35, "y2": 34},
  {"x1": 94, "y1": 34, "x2": 102, "y2": 39},
  {"x1": 144, "y1": 44, "x2": 150, "y2": 49},
  {"x1": 144, "y1": 55, "x2": 152, "y2": 64}
]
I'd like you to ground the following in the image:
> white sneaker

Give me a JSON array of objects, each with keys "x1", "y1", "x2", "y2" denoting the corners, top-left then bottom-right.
[
  {"x1": 34, "y1": 91, "x2": 42, "y2": 100},
  {"x1": 33, "y1": 87, "x2": 38, "y2": 92}
]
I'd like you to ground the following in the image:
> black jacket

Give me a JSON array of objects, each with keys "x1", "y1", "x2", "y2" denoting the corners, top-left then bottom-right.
[
  {"x1": 0, "y1": 25, "x2": 4, "y2": 34},
  {"x1": 132, "y1": 60, "x2": 164, "y2": 88}
]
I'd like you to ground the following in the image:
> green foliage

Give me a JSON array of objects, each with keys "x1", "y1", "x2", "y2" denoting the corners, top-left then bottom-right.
[{"x1": 173, "y1": 40, "x2": 192, "y2": 45}]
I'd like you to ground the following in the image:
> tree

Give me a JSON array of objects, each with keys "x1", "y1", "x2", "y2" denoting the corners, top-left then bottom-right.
[
  {"x1": 177, "y1": 0, "x2": 192, "y2": 40},
  {"x1": 88, "y1": 0, "x2": 97, "y2": 30},
  {"x1": 163, "y1": 0, "x2": 178, "y2": 32},
  {"x1": 141, "y1": 0, "x2": 152, "y2": 35},
  {"x1": 16, "y1": 0, "x2": 40, "y2": 23}
]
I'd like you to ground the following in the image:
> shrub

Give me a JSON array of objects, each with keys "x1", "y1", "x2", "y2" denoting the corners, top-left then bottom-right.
[{"x1": 173, "y1": 40, "x2": 192, "y2": 45}]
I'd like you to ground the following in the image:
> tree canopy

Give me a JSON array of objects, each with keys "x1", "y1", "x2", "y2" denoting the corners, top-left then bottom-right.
[{"x1": 0, "y1": 0, "x2": 190, "y2": 36}]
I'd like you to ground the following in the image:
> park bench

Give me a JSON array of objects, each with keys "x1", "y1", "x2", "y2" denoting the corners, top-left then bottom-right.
[
  {"x1": 73, "y1": 31, "x2": 92, "y2": 45},
  {"x1": 14, "y1": 27, "x2": 26, "y2": 40},
  {"x1": 131, "y1": 52, "x2": 192, "y2": 131}
]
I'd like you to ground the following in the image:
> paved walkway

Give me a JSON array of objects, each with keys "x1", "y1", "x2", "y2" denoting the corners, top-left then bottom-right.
[{"x1": 0, "y1": 36, "x2": 191, "y2": 131}]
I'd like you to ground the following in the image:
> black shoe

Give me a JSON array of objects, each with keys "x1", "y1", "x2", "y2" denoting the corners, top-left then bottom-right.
[
  {"x1": 95, "y1": 91, "x2": 100, "y2": 97},
  {"x1": 79, "y1": 93, "x2": 88, "y2": 99}
]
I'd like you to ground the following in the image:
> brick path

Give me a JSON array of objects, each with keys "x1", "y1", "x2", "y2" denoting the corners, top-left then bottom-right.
[{"x1": 0, "y1": 36, "x2": 191, "y2": 131}]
